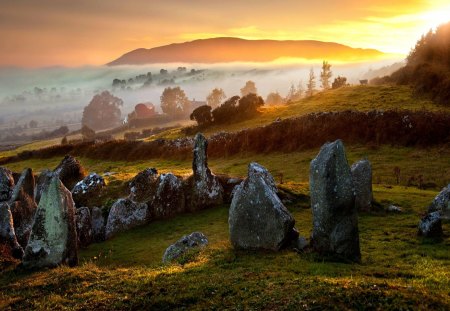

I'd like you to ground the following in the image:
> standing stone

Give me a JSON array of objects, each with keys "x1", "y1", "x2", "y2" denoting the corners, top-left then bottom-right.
[
  {"x1": 428, "y1": 184, "x2": 450, "y2": 220},
  {"x1": 105, "y1": 198, "x2": 148, "y2": 239},
  {"x1": 35, "y1": 169, "x2": 53, "y2": 204},
  {"x1": 0, "y1": 167, "x2": 14, "y2": 202},
  {"x1": 229, "y1": 163, "x2": 296, "y2": 251},
  {"x1": 310, "y1": 140, "x2": 361, "y2": 262},
  {"x1": 162, "y1": 232, "x2": 208, "y2": 263},
  {"x1": 189, "y1": 133, "x2": 223, "y2": 210},
  {"x1": 351, "y1": 159, "x2": 373, "y2": 211},
  {"x1": 71, "y1": 173, "x2": 106, "y2": 208},
  {"x1": 216, "y1": 175, "x2": 244, "y2": 203},
  {"x1": 53, "y1": 155, "x2": 86, "y2": 190},
  {"x1": 418, "y1": 211, "x2": 442, "y2": 238},
  {"x1": 128, "y1": 168, "x2": 158, "y2": 203},
  {"x1": 23, "y1": 176, "x2": 78, "y2": 269},
  {"x1": 91, "y1": 206, "x2": 106, "y2": 243},
  {"x1": 8, "y1": 168, "x2": 37, "y2": 247},
  {"x1": 0, "y1": 202, "x2": 24, "y2": 259},
  {"x1": 75, "y1": 207, "x2": 92, "y2": 248},
  {"x1": 151, "y1": 173, "x2": 185, "y2": 219}
]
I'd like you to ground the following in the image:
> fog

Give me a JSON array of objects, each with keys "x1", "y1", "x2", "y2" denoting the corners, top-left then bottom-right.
[{"x1": 0, "y1": 58, "x2": 403, "y2": 129}]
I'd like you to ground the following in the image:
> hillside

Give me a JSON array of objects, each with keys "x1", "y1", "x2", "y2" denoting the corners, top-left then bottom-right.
[{"x1": 108, "y1": 37, "x2": 386, "y2": 65}]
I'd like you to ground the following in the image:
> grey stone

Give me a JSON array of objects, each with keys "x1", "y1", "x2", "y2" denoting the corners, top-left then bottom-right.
[
  {"x1": 387, "y1": 205, "x2": 403, "y2": 213},
  {"x1": 428, "y1": 184, "x2": 450, "y2": 220},
  {"x1": 128, "y1": 168, "x2": 158, "y2": 203},
  {"x1": 0, "y1": 167, "x2": 14, "y2": 202},
  {"x1": 76, "y1": 207, "x2": 92, "y2": 248},
  {"x1": 418, "y1": 211, "x2": 442, "y2": 238},
  {"x1": 23, "y1": 176, "x2": 78, "y2": 269},
  {"x1": 53, "y1": 155, "x2": 86, "y2": 191},
  {"x1": 293, "y1": 236, "x2": 309, "y2": 252},
  {"x1": 310, "y1": 140, "x2": 361, "y2": 262},
  {"x1": 35, "y1": 169, "x2": 53, "y2": 204},
  {"x1": 91, "y1": 206, "x2": 106, "y2": 243},
  {"x1": 162, "y1": 232, "x2": 208, "y2": 263},
  {"x1": 151, "y1": 173, "x2": 185, "y2": 219},
  {"x1": 216, "y1": 175, "x2": 244, "y2": 203},
  {"x1": 0, "y1": 202, "x2": 24, "y2": 259},
  {"x1": 71, "y1": 173, "x2": 106, "y2": 208},
  {"x1": 229, "y1": 162, "x2": 296, "y2": 251},
  {"x1": 105, "y1": 198, "x2": 148, "y2": 239},
  {"x1": 351, "y1": 159, "x2": 373, "y2": 211}
]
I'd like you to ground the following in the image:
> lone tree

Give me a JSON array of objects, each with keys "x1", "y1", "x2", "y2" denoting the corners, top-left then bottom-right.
[
  {"x1": 160, "y1": 86, "x2": 191, "y2": 119},
  {"x1": 206, "y1": 88, "x2": 226, "y2": 108},
  {"x1": 236, "y1": 93, "x2": 265, "y2": 118},
  {"x1": 212, "y1": 96, "x2": 240, "y2": 124},
  {"x1": 332, "y1": 76, "x2": 348, "y2": 89},
  {"x1": 265, "y1": 92, "x2": 284, "y2": 106},
  {"x1": 82, "y1": 91, "x2": 123, "y2": 130},
  {"x1": 240, "y1": 80, "x2": 257, "y2": 96},
  {"x1": 307, "y1": 68, "x2": 316, "y2": 97},
  {"x1": 320, "y1": 61, "x2": 332, "y2": 90},
  {"x1": 190, "y1": 105, "x2": 213, "y2": 126}
]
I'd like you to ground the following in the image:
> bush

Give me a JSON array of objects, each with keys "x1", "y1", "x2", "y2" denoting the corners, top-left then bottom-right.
[{"x1": 190, "y1": 105, "x2": 212, "y2": 126}]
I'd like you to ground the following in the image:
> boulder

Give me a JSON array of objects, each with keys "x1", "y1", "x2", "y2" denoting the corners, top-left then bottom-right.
[
  {"x1": 76, "y1": 207, "x2": 92, "y2": 248},
  {"x1": 151, "y1": 173, "x2": 185, "y2": 219},
  {"x1": 91, "y1": 206, "x2": 106, "y2": 243},
  {"x1": 162, "y1": 232, "x2": 208, "y2": 263},
  {"x1": 105, "y1": 198, "x2": 148, "y2": 239},
  {"x1": 189, "y1": 133, "x2": 223, "y2": 210},
  {"x1": 229, "y1": 162, "x2": 296, "y2": 251},
  {"x1": 0, "y1": 202, "x2": 24, "y2": 259},
  {"x1": 53, "y1": 155, "x2": 86, "y2": 190},
  {"x1": 35, "y1": 169, "x2": 53, "y2": 204},
  {"x1": 128, "y1": 168, "x2": 158, "y2": 203},
  {"x1": 351, "y1": 159, "x2": 373, "y2": 211},
  {"x1": 428, "y1": 184, "x2": 450, "y2": 220},
  {"x1": 8, "y1": 168, "x2": 37, "y2": 247},
  {"x1": 23, "y1": 176, "x2": 78, "y2": 269},
  {"x1": 71, "y1": 173, "x2": 106, "y2": 208},
  {"x1": 418, "y1": 211, "x2": 442, "y2": 238},
  {"x1": 310, "y1": 140, "x2": 361, "y2": 262},
  {"x1": 0, "y1": 167, "x2": 14, "y2": 202}
]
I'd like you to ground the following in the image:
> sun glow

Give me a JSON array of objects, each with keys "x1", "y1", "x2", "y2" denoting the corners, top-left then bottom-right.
[{"x1": 421, "y1": 7, "x2": 450, "y2": 32}]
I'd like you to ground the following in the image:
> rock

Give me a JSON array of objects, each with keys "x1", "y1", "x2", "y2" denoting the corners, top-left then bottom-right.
[
  {"x1": 189, "y1": 133, "x2": 223, "y2": 210},
  {"x1": 53, "y1": 155, "x2": 86, "y2": 190},
  {"x1": 428, "y1": 184, "x2": 450, "y2": 220},
  {"x1": 418, "y1": 211, "x2": 442, "y2": 238},
  {"x1": 310, "y1": 140, "x2": 361, "y2": 262},
  {"x1": 34, "y1": 169, "x2": 53, "y2": 204},
  {"x1": 351, "y1": 159, "x2": 373, "y2": 211},
  {"x1": 71, "y1": 173, "x2": 106, "y2": 208},
  {"x1": 387, "y1": 205, "x2": 403, "y2": 213},
  {"x1": 0, "y1": 167, "x2": 14, "y2": 202},
  {"x1": 162, "y1": 232, "x2": 208, "y2": 263},
  {"x1": 293, "y1": 236, "x2": 309, "y2": 252},
  {"x1": 23, "y1": 176, "x2": 78, "y2": 269},
  {"x1": 105, "y1": 198, "x2": 148, "y2": 239},
  {"x1": 151, "y1": 173, "x2": 185, "y2": 219},
  {"x1": 75, "y1": 207, "x2": 92, "y2": 248},
  {"x1": 128, "y1": 168, "x2": 158, "y2": 203},
  {"x1": 8, "y1": 168, "x2": 37, "y2": 247},
  {"x1": 91, "y1": 207, "x2": 106, "y2": 243},
  {"x1": 0, "y1": 202, "x2": 24, "y2": 259},
  {"x1": 216, "y1": 174, "x2": 244, "y2": 203},
  {"x1": 229, "y1": 163, "x2": 296, "y2": 251}
]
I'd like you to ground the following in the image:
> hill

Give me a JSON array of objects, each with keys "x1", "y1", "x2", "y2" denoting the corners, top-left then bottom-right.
[{"x1": 108, "y1": 37, "x2": 386, "y2": 65}]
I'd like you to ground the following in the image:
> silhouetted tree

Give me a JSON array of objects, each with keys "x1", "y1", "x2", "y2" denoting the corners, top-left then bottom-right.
[
  {"x1": 206, "y1": 88, "x2": 226, "y2": 108},
  {"x1": 237, "y1": 93, "x2": 265, "y2": 118},
  {"x1": 307, "y1": 68, "x2": 316, "y2": 97},
  {"x1": 160, "y1": 86, "x2": 191, "y2": 119},
  {"x1": 332, "y1": 76, "x2": 348, "y2": 89},
  {"x1": 212, "y1": 96, "x2": 240, "y2": 124},
  {"x1": 61, "y1": 136, "x2": 68, "y2": 145},
  {"x1": 190, "y1": 105, "x2": 213, "y2": 126},
  {"x1": 82, "y1": 91, "x2": 123, "y2": 130},
  {"x1": 160, "y1": 69, "x2": 168, "y2": 75},
  {"x1": 240, "y1": 80, "x2": 257, "y2": 96},
  {"x1": 265, "y1": 92, "x2": 284, "y2": 106},
  {"x1": 81, "y1": 125, "x2": 96, "y2": 141},
  {"x1": 320, "y1": 61, "x2": 332, "y2": 90}
]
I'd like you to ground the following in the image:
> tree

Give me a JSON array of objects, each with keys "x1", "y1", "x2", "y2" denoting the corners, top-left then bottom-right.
[
  {"x1": 236, "y1": 93, "x2": 265, "y2": 118},
  {"x1": 286, "y1": 81, "x2": 304, "y2": 103},
  {"x1": 240, "y1": 80, "x2": 257, "y2": 96},
  {"x1": 81, "y1": 125, "x2": 96, "y2": 141},
  {"x1": 265, "y1": 92, "x2": 284, "y2": 106},
  {"x1": 320, "y1": 61, "x2": 332, "y2": 90},
  {"x1": 190, "y1": 105, "x2": 213, "y2": 126},
  {"x1": 82, "y1": 91, "x2": 123, "y2": 130},
  {"x1": 206, "y1": 88, "x2": 226, "y2": 108},
  {"x1": 61, "y1": 136, "x2": 68, "y2": 145},
  {"x1": 212, "y1": 96, "x2": 240, "y2": 124},
  {"x1": 332, "y1": 76, "x2": 348, "y2": 89},
  {"x1": 160, "y1": 86, "x2": 191, "y2": 119},
  {"x1": 307, "y1": 68, "x2": 316, "y2": 97}
]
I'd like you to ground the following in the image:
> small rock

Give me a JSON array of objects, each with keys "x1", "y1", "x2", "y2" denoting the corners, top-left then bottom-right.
[
  {"x1": 105, "y1": 198, "x2": 148, "y2": 239},
  {"x1": 387, "y1": 205, "x2": 403, "y2": 213},
  {"x1": 162, "y1": 232, "x2": 208, "y2": 263},
  {"x1": 428, "y1": 184, "x2": 450, "y2": 220},
  {"x1": 71, "y1": 173, "x2": 106, "y2": 208},
  {"x1": 418, "y1": 211, "x2": 442, "y2": 238},
  {"x1": 293, "y1": 236, "x2": 309, "y2": 251},
  {"x1": 76, "y1": 207, "x2": 92, "y2": 248}
]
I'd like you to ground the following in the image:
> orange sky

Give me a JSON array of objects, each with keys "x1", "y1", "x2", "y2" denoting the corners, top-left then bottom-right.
[{"x1": 0, "y1": 0, "x2": 448, "y2": 67}]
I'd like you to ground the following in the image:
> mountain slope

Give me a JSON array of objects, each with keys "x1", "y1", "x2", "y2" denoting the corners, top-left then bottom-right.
[{"x1": 108, "y1": 37, "x2": 385, "y2": 65}]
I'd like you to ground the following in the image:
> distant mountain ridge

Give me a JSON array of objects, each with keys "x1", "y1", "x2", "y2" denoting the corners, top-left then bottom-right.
[{"x1": 108, "y1": 37, "x2": 386, "y2": 66}]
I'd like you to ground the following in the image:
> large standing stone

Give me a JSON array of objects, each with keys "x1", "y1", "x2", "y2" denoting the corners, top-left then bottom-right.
[
  {"x1": 91, "y1": 206, "x2": 106, "y2": 242},
  {"x1": 0, "y1": 202, "x2": 24, "y2": 259},
  {"x1": 162, "y1": 232, "x2": 208, "y2": 263},
  {"x1": 0, "y1": 167, "x2": 14, "y2": 202},
  {"x1": 35, "y1": 169, "x2": 53, "y2": 204},
  {"x1": 310, "y1": 140, "x2": 361, "y2": 262},
  {"x1": 418, "y1": 211, "x2": 442, "y2": 238},
  {"x1": 105, "y1": 198, "x2": 148, "y2": 239},
  {"x1": 8, "y1": 168, "x2": 37, "y2": 247},
  {"x1": 428, "y1": 184, "x2": 450, "y2": 220},
  {"x1": 75, "y1": 207, "x2": 92, "y2": 248},
  {"x1": 229, "y1": 163, "x2": 296, "y2": 251},
  {"x1": 53, "y1": 155, "x2": 86, "y2": 190},
  {"x1": 23, "y1": 176, "x2": 78, "y2": 269},
  {"x1": 71, "y1": 173, "x2": 106, "y2": 208},
  {"x1": 189, "y1": 133, "x2": 223, "y2": 210},
  {"x1": 351, "y1": 159, "x2": 373, "y2": 211},
  {"x1": 128, "y1": 168, "x2": 158, "y2": 203},
  {"x1": 151, "y1": 173, "x2": 185, "y2": 219}
]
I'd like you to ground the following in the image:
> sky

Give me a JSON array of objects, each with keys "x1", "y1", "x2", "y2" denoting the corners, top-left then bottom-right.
[{"x1": 0, "y1": 0, "x2": 449, "y2": 68}]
